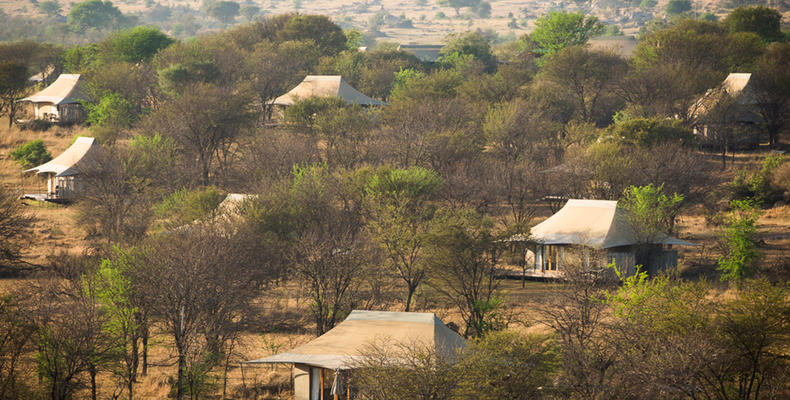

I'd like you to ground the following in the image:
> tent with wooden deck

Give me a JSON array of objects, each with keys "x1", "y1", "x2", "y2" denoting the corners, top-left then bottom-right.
[
  {"x1": 246, "y1": 310, "x2": 465, "y2": 400},
  {"x1": 24, "y1": 137, "x2": 104, "y2": 202},
  {"x1": 20, "y1": 74, "x2": 87, "y2": 123},
  {"x1": 272, "y1": 75, "x2": 384, "y2": 106},
  {"x1": 509, "y1": 199, "x2": 695, "y2": 278}
]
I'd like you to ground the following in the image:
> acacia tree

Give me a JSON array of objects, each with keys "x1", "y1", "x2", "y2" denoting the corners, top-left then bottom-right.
[
  {"x1": 530, "y1": 11, "x2": 604, "y2": 53},
  {"x1": 425, "y1": 208, "x2": 504, "y2": 338},
  {"x1": 0, "y1": 62, "x2": 27, "y2": 127},
  {"x1": 366, "y1": 166, "x2": 442, "y2": 312},
  {"x1": 752, "y1": 42, "x2": 790, "y2": 147},
  {"x1": 143, "y1": 83, "x2": 254, "y2": 186},
  {"x1": 0, "y1": 187, "x2": 31, "y2": 268},
  {"x1": 129, "y1": 229, "x2": 262, "y2": 400},
  {"x1": 539, "y1": 46, "x2": 628, "y2": 125}
]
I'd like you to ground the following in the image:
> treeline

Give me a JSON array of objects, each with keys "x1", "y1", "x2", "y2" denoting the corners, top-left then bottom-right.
[{"x1": 1, "y1": 7, "x2": 790, "y2": 400}]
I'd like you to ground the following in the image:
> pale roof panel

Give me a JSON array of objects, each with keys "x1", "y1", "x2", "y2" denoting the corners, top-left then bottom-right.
[
  {"x1": 21, "y1": 74, "x2": 87, "y2": 105},
  {"x1": 25, "y1": 136, "x2": 103, "y2": 177},
  {"x1": 272, "y1": 75, "x2": 384, "y2": 106}
]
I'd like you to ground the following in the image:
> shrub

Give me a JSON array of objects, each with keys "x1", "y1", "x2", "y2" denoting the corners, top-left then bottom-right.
[
  {"x1": 154, "y1": 187, "x2": 225, "y2": 227},
  {"x1": 10, "y1": 139, "x2": 52, "y2": 169},
  {"x1": 17, "y1": 119, "x2": 53, "y2": 131},
  {"x1": 770, "y1": 162, "x2": 790, "y2": 197},
  {"x1": 726, "y1": 154, "x2": 785, "y2": 206}
]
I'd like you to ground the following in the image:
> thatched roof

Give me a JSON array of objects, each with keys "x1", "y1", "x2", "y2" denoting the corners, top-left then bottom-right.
[
  {"x1": 247, "y1": 310, "x2": 465, "y2": 370},
  {"x1": 272, "y1": 75, "x2": 384, "y2": 106}
]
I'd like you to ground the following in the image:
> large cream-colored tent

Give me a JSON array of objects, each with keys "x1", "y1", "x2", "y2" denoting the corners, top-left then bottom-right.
[
  {"x1": 691, "y1": 73, "x2": 763, "y2": 146},
  {"x1": 247, "y1": 310, "x2": 465, "y2": 400},
  {"x1": 511, "y1": 199, "x2": 694, "y2": 278},
  {"x1": 25, "y1": 137, "x2": 104, "y2": 201},
  {"x1": 272, "y1": 75, "x2": 384, "y2": 106},
  {"x1": 20, "y1": 74, "x2": 87, "y2": 123}
]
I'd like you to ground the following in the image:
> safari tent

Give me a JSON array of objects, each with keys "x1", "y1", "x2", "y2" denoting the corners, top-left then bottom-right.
[
  {"x1": 24, "y1": 137, "x2": 104, "y2": 202},
  {"x1": 247, "y1": 310, "x2": 465, "y2": 400},
  {"x1": 691, "y1": 73, "x2": 763, "y2": 146},
  {"x1": 20, "y1": 74, "x2": 87, "y2": 123},
  {"x1": 510, "y1": 199, "x2": 694, "y2": 278},
  {"x1": 272, "y1": 75, "x2": 384, "y2": 107}
]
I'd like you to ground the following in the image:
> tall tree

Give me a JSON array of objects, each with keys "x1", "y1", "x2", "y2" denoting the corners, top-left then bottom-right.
[
  {"x1": 142, "y1": 83, "x2": 254, "y2": 185},
  {"x1": 530, "y1": 11, "x2": 604, "y2": 54},
  {"x1": 366, "y1": 167, "x2": 442, "y2": 312},
  {"x1": 725, "y1": 6, "x2": 783, "y2": 42},
  {"x1": 0, "y1": 62, "x2": 27, "y2": 128},
  {"x1": 67, "y1": 0, "x2": 128, "y2": 32},
  {"x1": 752, "y1": 42, "x2": 790, "y2": 147}
]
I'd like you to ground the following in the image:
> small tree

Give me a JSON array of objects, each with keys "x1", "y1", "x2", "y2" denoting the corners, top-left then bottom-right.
[
  {"x1": 39, "y1": 0, "x2": 62, "y2": 17},
  {"x1": 425, "y1": 208, "x2": 504, "y2": 338},
  {"x1": 10, "y1": 139, "x2": 52, "y2": 169},
  {"x1": 455, "y1": 330, "x2": 559, "y2": 399},
  {"x1": 206, "y1": 1, "x2": 240, "y2": 26},
  {"x1": 620, "y1": 184, "x2": 684, "y2": 273},
  {"x1": 437, "y1": 0, "x2": 480, "y2": 17},
  {"x1": 717, "y1": 200, "x2": 761, "y2": 283},
  {"x1": 0, "y1": 61, "x2": 28, "y2": 128},
  {"x1": 531, "y1": 11, "x2": 604, "y2": 53},
  {"x1": 665, "y1": 0, "x2": 691, "y2": 16},
  {"x1": 0, "y1": 188, "x2": 31, "y2": 268}
]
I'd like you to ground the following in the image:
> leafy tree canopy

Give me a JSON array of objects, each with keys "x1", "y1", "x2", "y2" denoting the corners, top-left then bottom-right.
[
  {"x1": 67, "y1": 0, "x2": 128, "y2": 32},
  {"x1": 665, "y1": 0, "x2": 692, "y2": 16},
  {"x1": 606, "y1": 117, "x2": 695, "y2": 147},
  {"x1": 10, "y1": 139, "x2": 52, "y2": 169},
  {"x1": 207, "y1": 1, "x2": 240, "y2": 25},
  {"x1": 437, "y1": 0, "x2": 480, "y2": 16},
  {"x1": 531, "y1": 11, "x2": 604, "y2": 53},
  {"x1": 277, "y1": 15, "x2": 347, "y2": 55},
  {"x1": 102, "y1": 26, "x2": 174, "y2": 63},
  {"x1": 724, "y1": 6, "x2": 783, "y2": 42},
  {"x1": 440, "y1": 31, "x2": 495, "y2": 72}
]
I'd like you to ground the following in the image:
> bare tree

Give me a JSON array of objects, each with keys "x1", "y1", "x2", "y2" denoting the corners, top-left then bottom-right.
[
  {"x1": 142, "y1": 83, "x2": 254, "y2": 185},
  {"x1": 0, "y1": 187, "x2": 32, "y2": 269},
  {"x1": 538, "y1": 249, "x2": 618, "y2": 399}
]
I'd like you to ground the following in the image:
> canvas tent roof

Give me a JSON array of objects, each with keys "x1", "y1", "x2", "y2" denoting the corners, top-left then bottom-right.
[
  {"x1": 515, "y1": 199, "x2": 694, "y2": 249},
  {"x1": 692, "y1": 73, "x2": 760, "y2": 122},
  {"x1": 21, "y1": 74, "x2": 86, "y2": 105},
  {"x1": 25, "y1": 137, "x2": 103, "y2": 177},
  {"x1": 272, "y1": 75, "x2": 384, "y2": 106},
  {"x1": 247, "y1": 310, "x2": 465, "y2": 370},
  {"x1": 398, "y1": 44, "x2": 443, "y2": 62}
]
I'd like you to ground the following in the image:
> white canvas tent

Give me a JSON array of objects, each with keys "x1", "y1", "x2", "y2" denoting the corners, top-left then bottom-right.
[
  {"x1": 511, "y1": 200, "x2": 694, "y2": 277},
  {"x1": 25, "y1": 137, "x2": 104, "y2": 201},
  {"x1": 272, "y1": 75, "x2": 384, "y2": 106},
  {"x1": 247, "y1": 310, "x2": 465, "y2": 400},
  {"x1": 20, "y1": 74, "x2": 87, "y2": 123}
]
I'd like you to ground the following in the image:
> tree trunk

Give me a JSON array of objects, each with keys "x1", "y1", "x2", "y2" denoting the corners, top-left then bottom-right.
[
  {"x1": 90, "y1": 364, "x2": 97, "y2": 400},
  {"x1": 176, "y1": 340, "x2": 186, "y2": 400},
  {"x1": 404, "y1": 286, "x2": 415, "y2": 312},
  {"x1": 142, "y1": 325, "x2": 149, "y2": 376}
]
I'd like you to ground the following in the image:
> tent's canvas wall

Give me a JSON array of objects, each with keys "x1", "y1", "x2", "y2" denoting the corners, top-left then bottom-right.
[
  {"x1": 21, "y1": 74, "x2": 87, "y2": 124},
  {"x1": 526, "y1": 244, "x2": 676, "y2": 279},
  {"x1": 31, "y1": 102, "x2": 85, "y2": 123}
]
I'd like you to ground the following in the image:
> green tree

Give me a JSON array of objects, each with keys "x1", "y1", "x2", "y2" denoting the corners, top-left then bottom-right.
[
  {"x1": 154, "y1": 187, "x2": 225, "y2": 228},
  {"x1": 717, "y1": 200, "x2": 761, "y2": 283},
  {"x1": 539, "y1": 46, "x2": 627, "y2": 124},
  {"x1": 0, "y1": 62, "x2": 27, "y2": 128},
  {"x1": 10, "y1": 139, "x2": 52, "y2": 169},
  {"x1": 426, "y1": 208, "x2": 504, "y2": 338},
  {"x1": 206, "y1": 1, "x2": 240, "y2": 26},
  {"x1": 665, "y1": 0, "x2": 692, "y2": 16},
  {"x1": 531, "y1": 11, "x2": 604, "y2": 53},
  {"x1": 38, "y1": 0, "x2": 62, "y2": 17},
  {"x1": 725, "y1": 6, "x2": 782, "y2": 42},
  {"x1": 440, "y1": 31, "x2": 495, "y2": 72},
  {"x1": 607, "y1": 117, "x2": 694, "y2": 147},
  {"x1": 621, "y1": 184, "x2": 684, "y2": 274},
  {"x1": 102, "y1": 26, "x2": 174, "y2": 63},
  {"x1": 85, "y1": 92, "x2": 136, "y2": 133},
  {"x1": 455, "y1": 331, "x2": 559, "y2": 399},
  {"x1": 277, "y1": 15, "x2": 347, "y2": 55},
  {"x1": 752, "y1": 42, "x2": 790, "y2": 147},
  {"x1": 239, "y1": 5, "x2": 260, "y2": 22},
  {"x1": 67, "y1": 0, "x2": 128, "y2": 32},
  {"x1": 437, "y1": 0, "x2": 480, "y2": 17},
  {"x1": 366, "y1": 167, "x2": 442, "y2": 312}
]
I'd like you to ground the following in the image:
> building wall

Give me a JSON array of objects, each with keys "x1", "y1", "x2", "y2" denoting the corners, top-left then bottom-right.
[{"x1": 57, "y1": 103, "x2": 85, "y2": 124}]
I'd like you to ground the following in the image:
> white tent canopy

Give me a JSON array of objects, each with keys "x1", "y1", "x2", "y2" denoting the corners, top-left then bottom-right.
[
  {"x1": 25, "y1": 137, "x2": 103, "y2": 177},
  {"x1": 523, "y1": 199, "x2": 694, "y2": 249},
  {"x1": 272, "y1": 75, "x2": 384, "y2": 106},
  {"x1": 247, "y1": 310, "x2": 465, "y2": 370},
  {"x1": 21, "y1": 74, "x2": 86, "y2": 105}
]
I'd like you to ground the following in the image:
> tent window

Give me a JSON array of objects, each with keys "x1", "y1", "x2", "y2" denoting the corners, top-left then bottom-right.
[{"x1": 546, "y1": 246, "x2": 559, "y2": 271}]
